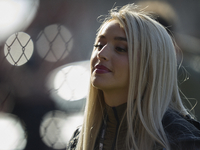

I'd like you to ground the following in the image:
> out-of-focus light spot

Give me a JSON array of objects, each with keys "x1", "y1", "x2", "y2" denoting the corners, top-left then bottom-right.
[
  {"x1": 40, "y1": 110, "x2": 83, "y2": 149},
  {"x1": 62, "y1": 113, "x2": 83, "y2": 143},
  {"x1": 189, "y1": 56, "x2": 200, "y2": 73},
  {"x1": 0, "y1": 0, "x2": 39, "y2": 44},
  {"x1": 54, "y1": 65, "x2": 89, "y2": 101},
  {"x1": 0, "y1": 1, "x2": 20, "y2": 27},
  {"x1": 4, "y1": 32, "x2": 34, "y2": 66},
  {"x1": 48, "y1": 60, "x2": 90, "y2": 101},
  {"x1": 0, "y1": 113, "x2": 27, "y2": 150},
  {"x1": 46, "y1": 60, "x2": 90, "y2": 112},
  {"x1": 36, "y1": 24, "x2": 73, "y2": 62}
]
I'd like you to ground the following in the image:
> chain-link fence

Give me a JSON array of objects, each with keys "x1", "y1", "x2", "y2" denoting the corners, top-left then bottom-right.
[
  {"x1": 0, "y1": 23, "x2": 87, "y2": 149},
  {"x1": 0, "y1": 0, "x2": 200, "y2": 150}
]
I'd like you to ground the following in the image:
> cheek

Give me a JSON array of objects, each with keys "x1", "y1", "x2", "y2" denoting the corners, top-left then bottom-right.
[
  {"x1": 121, "y1": 59, "x2": 129, "y2": 80},
  {"x1": 119, "y1": 57, "x2": 129, "y2": 71},
  {"x1": 91, "y1": 50, "x2": 97, "y2": 60},
  {"x1": 90, "y1": 51, "x2": 97, "y2": 71},
  {"x1": 114, "y1": 58, "x2": 129, "y2": 77}
]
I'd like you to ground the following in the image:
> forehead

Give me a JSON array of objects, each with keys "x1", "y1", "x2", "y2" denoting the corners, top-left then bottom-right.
[{"x1": 98, "y1": 20, "x2": 126, "y2": 38}]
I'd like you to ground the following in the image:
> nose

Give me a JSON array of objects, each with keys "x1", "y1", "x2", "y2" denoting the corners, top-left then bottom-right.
[{"x1": 97, "y1": 45, "x2": 109, "y2": 61}]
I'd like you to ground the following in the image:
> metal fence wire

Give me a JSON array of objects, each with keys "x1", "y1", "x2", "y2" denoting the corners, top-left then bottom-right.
[
  {"x1": 36, "y1": 24, "x2": 73, "y2": 63},
  {"x1": 0, "y1": 22, "x2": 84, "y2": 150},
  {"x1": 0, "y1": 1, "x2": 200, "y2": 150},
  {"x1": 4, "y1": 32, "x2": 32, "y2": 66}
]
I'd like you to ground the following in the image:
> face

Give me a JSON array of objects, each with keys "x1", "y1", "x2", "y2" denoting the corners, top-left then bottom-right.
[{"x1": 90, "y1": 20, "x2": 129, "y2": 93}]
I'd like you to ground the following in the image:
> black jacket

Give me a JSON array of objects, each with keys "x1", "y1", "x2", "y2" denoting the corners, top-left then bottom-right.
[
  {"x1": 162, "y1": 109, "x2": 200, "y2": 150},
  {"x1": 67, "y1": 110, "x2": 200, "y2": 150}
]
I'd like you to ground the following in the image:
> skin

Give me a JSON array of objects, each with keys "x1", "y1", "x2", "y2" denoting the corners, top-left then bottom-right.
[{"x1": 90, "y1": 20, "x2": 129, "y2": 107}]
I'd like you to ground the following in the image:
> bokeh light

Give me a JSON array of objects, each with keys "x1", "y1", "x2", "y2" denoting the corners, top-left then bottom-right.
[
  {"x1": 54, "y1": 65, "x2": 90, "y2": 101},
  {"x1": 40, "y1": 110, "x2": 83, "y2": 149},
  {"x1": 0, "y1": 0, "x2": 39, "y2": 44},
  {"x1": 48, "y1": 60, "x2": 90, "y2": 100},
  {"x1": 4, "y1": 32, "x2": 34, "y2": 66},
  {"x1": 36, "y1": 24, "x2": 73, "y2": 62},
  {"x1": 189, "y1": 56, "x2": 200, "y2": 73},
  {"x1": 47, "y1": 60, "x2": 90, "y2": 112},
  {"x1": 0, "y1": 113, "x2": 27, "y2": 150}
]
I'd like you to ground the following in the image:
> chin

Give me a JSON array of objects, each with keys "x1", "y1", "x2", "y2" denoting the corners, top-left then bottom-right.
[
  {"x1": 91, "y1": 76, "x2": 112, "y2": 90},
  {"x1": 91, "y1": 81, "x2": 103, "y2": 89},
  {"x1": 91, "y1": 77, "x2": 101, "y2": 87},
  {"x1": 91, "y1": 80, "x2": 107, "y2": 90}
]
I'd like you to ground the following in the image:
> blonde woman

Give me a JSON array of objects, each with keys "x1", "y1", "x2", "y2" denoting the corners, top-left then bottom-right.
[{"x1": 67, "y1": 3, "x2": 200, "y2": 150}]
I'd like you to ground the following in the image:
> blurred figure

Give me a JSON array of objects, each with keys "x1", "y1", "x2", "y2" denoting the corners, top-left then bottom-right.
[{"x1": 137, "y1": 1, "x2": 200, "y2": 121}]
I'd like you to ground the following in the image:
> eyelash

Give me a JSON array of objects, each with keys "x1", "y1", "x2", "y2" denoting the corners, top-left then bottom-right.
[
  {"x1": 94, "y1": 44, "x2": 127, "y2": 52},
  {"x1": 94, "y1": 44, "x2": 103, "y2": 50},
  {"x1": 115, "y1": 47, "x2": 127, "y2": 52}
]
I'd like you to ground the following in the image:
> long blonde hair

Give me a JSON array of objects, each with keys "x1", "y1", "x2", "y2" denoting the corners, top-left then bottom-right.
[{"x1": 76, "y1": 4, "x2": 188, "y2": 150}]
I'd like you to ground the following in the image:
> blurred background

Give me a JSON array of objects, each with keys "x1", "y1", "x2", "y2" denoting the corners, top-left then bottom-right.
[{"x1": 0, "y1": 0, "x2": 200, "y2": 149}]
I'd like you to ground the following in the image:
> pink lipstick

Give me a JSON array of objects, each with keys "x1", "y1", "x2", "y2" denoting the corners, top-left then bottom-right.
[{"x1": 94, "y1": 64, "x2": 111, "y2": 74}]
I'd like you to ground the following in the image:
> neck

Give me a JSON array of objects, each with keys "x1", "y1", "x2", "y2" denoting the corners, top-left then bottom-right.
[{"x1": 103, "y1": 88, "x2": 128, "y2": 107}]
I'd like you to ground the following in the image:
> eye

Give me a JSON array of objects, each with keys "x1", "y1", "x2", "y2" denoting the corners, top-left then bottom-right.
[
  {"x1": 94, "y1": 44, "x2": 103, "y2": 50},
  {"x1": 115, "y1": 47, "x2": 127, "y2": 52}
]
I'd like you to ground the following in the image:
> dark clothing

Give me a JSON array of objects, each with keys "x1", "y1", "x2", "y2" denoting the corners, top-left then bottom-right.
[
  {"x1": 162, "y1": 109, "x2": 200, "y2": 150},
  {"x1": 67, "y1": 127, "x2": 81, "y2": 150},
  {"x1": 67, "y1": 106, "x2": 200, "y2": 150},
  {"x1": 94, "y1": 103, "x2": 127, "y2": 150}
]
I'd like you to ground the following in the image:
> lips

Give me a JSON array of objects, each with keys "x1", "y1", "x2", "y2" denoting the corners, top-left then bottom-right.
[{"x1": 94, "y1": 64, "x2": 111, "y2": 74}]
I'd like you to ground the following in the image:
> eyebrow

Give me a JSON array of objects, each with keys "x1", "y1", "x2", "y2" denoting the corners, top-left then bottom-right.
[
  {"x1": 114, "y1": 37, "x2": 127, "y2": 42},
  {"x1": 98, "y1": 35, "x2": 127, "y2": 42}
]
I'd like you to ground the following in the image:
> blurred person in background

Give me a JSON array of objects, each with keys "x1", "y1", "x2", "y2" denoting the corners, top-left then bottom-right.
[
  {"x1": 67, "y1": 3, "x2": 200, "y2": 150},
  {"x1": 136, "y1": 1, "x2": 200, "y2": 121}
]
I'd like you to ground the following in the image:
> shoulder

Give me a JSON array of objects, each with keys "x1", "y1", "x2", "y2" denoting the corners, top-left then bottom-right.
[
  {"x1": 67, "y1": 126, "x2": 81, "y2": 150},
  {"x1": 162, "y1": 109, "x2": 200, "y2": 149}
]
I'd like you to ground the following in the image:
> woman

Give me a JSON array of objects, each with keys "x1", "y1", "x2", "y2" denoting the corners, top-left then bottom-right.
[{"x1": 67, "y1": 3, "x2": 200, "y2": 150}]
